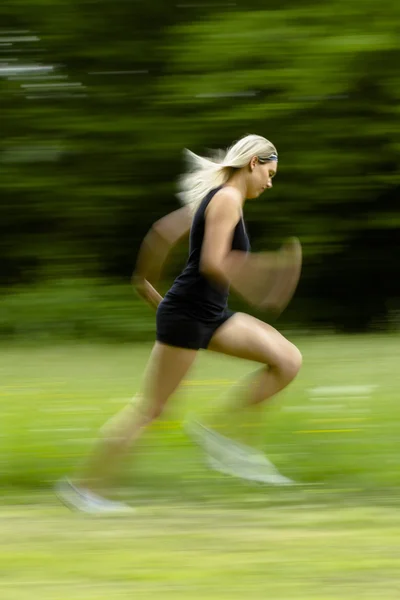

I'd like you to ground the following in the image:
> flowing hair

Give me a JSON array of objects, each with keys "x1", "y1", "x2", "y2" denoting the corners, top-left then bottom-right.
[{"x1": 177, "y1": 134, "x2": 277, "y2": 210}]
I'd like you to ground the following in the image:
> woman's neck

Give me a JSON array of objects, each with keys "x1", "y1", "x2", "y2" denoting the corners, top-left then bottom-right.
[{"x1": 224, "y1": 171, "x2": 247, "y2": 206}]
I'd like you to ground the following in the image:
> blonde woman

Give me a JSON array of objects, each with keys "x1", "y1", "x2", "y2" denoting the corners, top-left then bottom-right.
[{"x1": 57, "y1": 134, "x2": 302, "y2": 513}]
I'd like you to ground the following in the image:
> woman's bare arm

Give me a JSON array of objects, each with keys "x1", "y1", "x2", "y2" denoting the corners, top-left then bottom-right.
[
  {"x1": 200, "y1": 188, "x2": 244, "y2": 287},
  {"x1": 132, "y1": 205, "x2": 192, "y2": 309},
  {"x1": 200, "y1": 188, "x2": 302, "y2": 314}
]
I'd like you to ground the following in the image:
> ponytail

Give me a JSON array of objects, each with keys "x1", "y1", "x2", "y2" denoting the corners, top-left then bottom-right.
[
  {"x1": 177, "y1": 134, "x2": 277, "y2": 211},
  {"x1": 177, "y1": 148, "x2": 233, "y2": 210}
]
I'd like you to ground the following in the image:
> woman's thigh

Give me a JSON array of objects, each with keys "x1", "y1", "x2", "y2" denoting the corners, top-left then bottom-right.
[
  {"x1": 208, "y1": 312, "x2": 301, "y2": 368},
  {"x1": 142, "y1": 341, "x2": 198, "y2": 407}
]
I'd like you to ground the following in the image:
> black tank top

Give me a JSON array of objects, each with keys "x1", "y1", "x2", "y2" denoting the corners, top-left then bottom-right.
[{"x1": 162, "y1": 186, "x2": 251, "y2": 321}]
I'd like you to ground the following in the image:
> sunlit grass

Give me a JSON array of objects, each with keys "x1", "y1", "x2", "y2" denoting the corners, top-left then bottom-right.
[
  {"x1": 1, "y1": 335, "x2": 400, "y2": 598},
  {"x1": 1, "y1": 334, "x2": 399, "y2": 495},
  {"x1": 1, "y1": 503, "x2": 400, "y2": 599}
]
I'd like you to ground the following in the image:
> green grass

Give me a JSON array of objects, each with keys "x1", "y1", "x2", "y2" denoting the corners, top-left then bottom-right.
[
  {"x1": 2, "y1": 503, "x2": 400, "y2": 599},
  {"x1": 1, "y1": 334, "x2": 400, "y2": 598}
]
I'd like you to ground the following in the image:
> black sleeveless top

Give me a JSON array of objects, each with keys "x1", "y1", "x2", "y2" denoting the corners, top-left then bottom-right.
[{"x1": 162, "y1": 186, "x2": 251, "y2": 321}]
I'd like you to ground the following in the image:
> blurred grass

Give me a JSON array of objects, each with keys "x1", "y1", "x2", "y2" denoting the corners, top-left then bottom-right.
[
  {"x1": 1, "y1": 334, "x2": 400, "y2": 495},
  {"x1": 1, "y1": 503, "x2": 400, "y2": 599},
  {"x1": 1, "y1": 334, "x2": 400, "y2": 598}
]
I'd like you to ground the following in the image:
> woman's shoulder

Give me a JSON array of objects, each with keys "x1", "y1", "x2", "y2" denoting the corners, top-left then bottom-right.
[
  {"x1": 204, "y1": 186, "x2": 242, "y2": 222},
  {"x1": 209, "y1": 185, "x2": 242, "y2": 209}
]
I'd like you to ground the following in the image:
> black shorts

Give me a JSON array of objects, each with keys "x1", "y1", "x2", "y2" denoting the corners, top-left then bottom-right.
[{"x1": 156, "y1": 301, "x2": 235, "y2": 350}]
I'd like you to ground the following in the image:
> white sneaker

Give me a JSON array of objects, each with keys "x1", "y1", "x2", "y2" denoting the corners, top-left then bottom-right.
[
  {"x1": 185, "y1": 419, "x2": 295, "y2": 486},
  {"x1": 185, "y1": 419, "x2": 244, "y2": 455},
  {"x1": 207, "y1": 453, "x2": 294, "y2": 485},
  {"x1": 55, "y1": 478, "x2": 135, "y2": 514}
]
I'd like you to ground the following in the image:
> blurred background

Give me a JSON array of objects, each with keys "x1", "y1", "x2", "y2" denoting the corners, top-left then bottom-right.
[
  {"x1": 1, "y1": 2, "x2": 400, "y2": 598},
  {"x1": 1, "y1": 0, "x2": 399, "y2": 338}
]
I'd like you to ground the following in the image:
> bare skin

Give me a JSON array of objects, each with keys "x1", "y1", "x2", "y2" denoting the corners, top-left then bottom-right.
[{"x1": 77, "y1": 156, "x2": 302, "y2": 494}]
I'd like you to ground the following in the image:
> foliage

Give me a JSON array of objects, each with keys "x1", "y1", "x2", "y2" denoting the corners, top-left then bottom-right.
[
  {"x1": 0, "y1": 279, "x2": 155, "y2": 341},
  {"x1": 1, "y1": 0, "x2": 399, "y2": 332}
]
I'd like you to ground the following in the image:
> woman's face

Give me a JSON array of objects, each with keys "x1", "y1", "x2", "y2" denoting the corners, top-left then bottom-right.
[{"x1": 247, "y1": 157, "x2": 278, "y2": 199}]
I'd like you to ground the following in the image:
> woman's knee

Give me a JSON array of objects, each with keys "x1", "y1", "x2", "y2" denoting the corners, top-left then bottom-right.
[
  {"x1": 133, "y1": 394, "x2": 166, "y2": 422},
  {"x1": 147, "y1": 400, "x2": 165, "y2": 421},
  {"x1": 100, "y1": 398, "x2": 162, "y2": 446},
  {"x1": 287, "y1": 344, "x2": 302, "y2": 378},
  {"x1": 273, "y1": 343, "x2": 302, "y2": 382}
]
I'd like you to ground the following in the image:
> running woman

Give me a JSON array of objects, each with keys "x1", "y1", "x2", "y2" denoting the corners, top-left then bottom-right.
[{"x1": 56, "y1": 134, "x2": 302, "y2": 513}]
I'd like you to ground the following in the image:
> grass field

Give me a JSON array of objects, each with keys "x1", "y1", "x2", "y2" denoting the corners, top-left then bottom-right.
[{"x1": 1, "y1": 334, "x2": 400, "y2": 598}]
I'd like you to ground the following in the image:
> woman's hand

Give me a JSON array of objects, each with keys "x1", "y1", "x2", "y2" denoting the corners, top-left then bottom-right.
[
  {"x1": 228, "y1": 237, "x2": 302, "y2": 316},
  {"x1": 258, "y1": 237, "x2": 302, "y2": 315},
  {"x1": 132, "y1": 275, "x2": 163, "y2": 310},
  {"x1": 132, "y1": 205, "x2": 192, "y2": 310}
]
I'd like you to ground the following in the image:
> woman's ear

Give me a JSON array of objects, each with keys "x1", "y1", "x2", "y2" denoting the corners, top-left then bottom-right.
[{"x1": 250, "y1": 156, "x2": 258, "y2": 171}]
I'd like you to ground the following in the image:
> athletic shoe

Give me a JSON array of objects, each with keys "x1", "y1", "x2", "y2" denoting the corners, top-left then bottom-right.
[
  {"x1": 185, "y1": 418, "x2": 295, "y2": 485},
  {"x1": 55, "y1": 478, "x2": 135, "y2": 514},
  {"x1": 206, "y1": 454, "x2": 294, "y2": 485}
]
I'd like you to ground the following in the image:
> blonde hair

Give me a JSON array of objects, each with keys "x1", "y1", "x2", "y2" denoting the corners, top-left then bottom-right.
[{"x1": 177, "y1": 134, "x2": 277, "y2": 210}]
